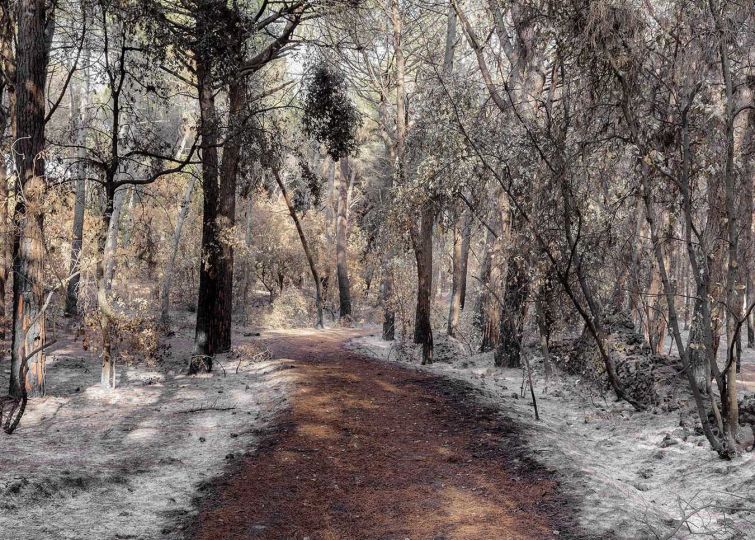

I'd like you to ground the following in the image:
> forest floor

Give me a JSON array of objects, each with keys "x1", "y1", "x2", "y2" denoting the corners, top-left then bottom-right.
[
  {"x1": 2, "y1": 321, "x2": 582, "y2": 540},
  {"x1": 3, "y1": 320, "x2": 752, "y2": 539},
  {"x1": 0, "y1": 314, "x2": 296, "y2": 540},
  {"x1": 191, "y1": 327, "x2": 581, "y2": 540},
  {"x1": 350, "y1": 332, "x2": 755, "y2": 540}
]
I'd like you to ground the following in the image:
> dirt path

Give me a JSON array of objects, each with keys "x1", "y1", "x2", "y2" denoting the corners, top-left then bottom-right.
[{"x1": 191, "y1": 329, "x2": 581, "y2": 540}]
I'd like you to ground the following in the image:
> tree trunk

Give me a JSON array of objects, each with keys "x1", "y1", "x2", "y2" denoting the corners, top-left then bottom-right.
[
  {"x1": 412, "y1": 204, "x2": 434, "y2": 364},
  {"x1": 378, "y1": 99, "x2": 395, "y2": 341},
  {"x1": 687, "y1": 299, "x2": 709, "y2": 391},
  {"x1": 118, "y1": 185, "x2": 137, "y2": 247},
  {"x1": 476, "y1": 227, "x2": 500, "y2": 352},
  {"x1": 494, "y1": 246, "x2": 529, "y2": 368},
  {"x1": 97, "y1": 186, "x2": 125, "y2": 389},
  {"x1": 641, "y1": 164, "x2": 732, "y2": 457},
  {"x1": 442, "y1": 2, "x2": 457, "y2": 75},
  {"x1": 65, "y1": 66, "x2": 88, "y2": 316},
  {"x1": 0, "y1": 137, "x2": 8, "y2": 339},
  {"x1": 535, "y1": 295, "x2": 553, "y2": 380},
  {"x1": 274, "y1": 170, "x2": 324, "y2": 328},
  {"x1": 0, "y1": 0, "x2": 16, "y2": 340},
  {"x1": 707, "y1": 0, "x2": 740, "y2": 443},
  {"x1": 211, "y1": 78, "x2": 243, "y2": 354},
  {"x1": 190, "y1": 52, "x2": 221, "y2": 374},
  {"x1": 447, "y1": 209, "x2": 471, "y2": 337},
  {"x1": 384, "y1": 0, "x2": 407, "y2": 341},
  {"x1": 741, "y1": 76, "x2": 754, "y2": 348},
  {"x1": 646, "y1": 264, "x2": 666, "y2": 354},
  {"x1": 336, "y1": 158, "x2": 353, "y2": 324},
  {"x1": 103, "y1": 185, "x2": 127, "y2": 290},
  {"x1": 240, "y1": 196, "x2": 253, "y2": 325},
  {"x1": 9, "y1": 0, "x2": 49, "y2": 398}
]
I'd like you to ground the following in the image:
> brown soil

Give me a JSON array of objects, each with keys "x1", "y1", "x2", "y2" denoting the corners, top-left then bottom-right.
[{"x1": 190, "y1": 329, "x2": 582, "y2": 540}]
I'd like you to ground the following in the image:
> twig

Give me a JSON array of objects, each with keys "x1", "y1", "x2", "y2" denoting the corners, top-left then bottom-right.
[
  {"x1": 523, "y1": 353, "x2": 540, "y2": 420},
  {"x1": 176, "y1": 406, "x2": 237, "y2": 414}
]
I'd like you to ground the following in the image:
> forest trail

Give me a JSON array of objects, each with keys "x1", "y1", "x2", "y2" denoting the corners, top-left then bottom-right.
[{"x1": 191, "y1": 328, "x2": 576, "y2": 540}]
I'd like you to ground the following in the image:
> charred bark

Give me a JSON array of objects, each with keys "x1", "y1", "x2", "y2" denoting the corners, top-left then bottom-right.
[
  {"x1": 190, "y1": 49, "x2": 221, "y2": 374},
  {"x1": 9, "y1": 0, "x2": 49, "y2": 398},
  {"x1": 211, "y1": 78, "x2": 244, "y2": 353},
  {"x1": 412, "y1": 204, "x2": 434, "y2": 364}
]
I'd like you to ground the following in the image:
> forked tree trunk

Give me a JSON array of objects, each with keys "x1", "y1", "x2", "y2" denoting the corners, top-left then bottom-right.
[
  {"x1": 647, "y1": 214, "x2": 673, "y2": 354},
  {"x1": 160, "y1": 177, "x2": 194, "y2": 326},
  {"x1": 9, "y1": 0, "x2": 49, "y2": 398},
  {"x1": 119, "y1": 185, "x2": 137, "y2": 247},
  {"x1": 97, "y1": 187, "x2": 125, "y2": 389},
  {"x1": 336, "y1": 158, "x2": 353, "y2": 324}
]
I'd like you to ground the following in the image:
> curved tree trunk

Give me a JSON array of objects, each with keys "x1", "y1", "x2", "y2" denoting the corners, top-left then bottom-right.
[{"x1": 274, "y1": 170, "x2": 324, "y2": 328}]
